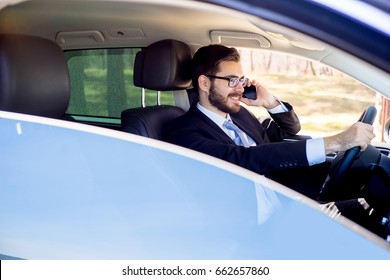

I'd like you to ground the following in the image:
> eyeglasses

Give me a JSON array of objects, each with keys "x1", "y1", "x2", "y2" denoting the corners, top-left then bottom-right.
[{"x1": 206, "y1": 75, "x2": 249, "y2": 88}]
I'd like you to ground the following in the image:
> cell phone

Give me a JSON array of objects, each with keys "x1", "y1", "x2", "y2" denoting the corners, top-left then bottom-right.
[{"x1": 242, "y1": 85, "x2": 257, "y2": 100}]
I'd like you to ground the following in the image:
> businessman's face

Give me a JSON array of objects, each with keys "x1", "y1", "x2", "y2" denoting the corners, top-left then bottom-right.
[{"x1": 208, "y1": 61, "x2": 244, "y2": 114}]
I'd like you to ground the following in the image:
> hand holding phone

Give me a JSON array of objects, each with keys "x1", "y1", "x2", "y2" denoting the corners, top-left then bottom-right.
[{"x1": 242, "y1": 85, "x2": 257, "y2": 100}]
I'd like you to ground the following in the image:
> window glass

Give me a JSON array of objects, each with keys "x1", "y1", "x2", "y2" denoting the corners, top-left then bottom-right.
[
  {"x1": 238, "y1": 50, "x2": 377, "y2": 138},
  {"x1": 0, "y1": 115, "x2": 388, "y2": 259},
  {"x1": 65, "y1": 49, "x2": 174, "y2": 119}
]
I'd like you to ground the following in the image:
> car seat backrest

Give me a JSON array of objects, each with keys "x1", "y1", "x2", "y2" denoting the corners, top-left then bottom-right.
[
  {"x1": 121, "y1": 39, "x2": 192, "y2": 140},
  {"x1": 0, "y1": 34, "x2": 70, "y2": 118},
  {"x1": 121, "y1": 105, "x2": 185, "y2": 139}
]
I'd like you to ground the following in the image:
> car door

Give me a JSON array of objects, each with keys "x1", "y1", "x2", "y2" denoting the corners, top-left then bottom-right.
[{"x1": 0, "y1": 111, "x2": 389, "y2": 259}]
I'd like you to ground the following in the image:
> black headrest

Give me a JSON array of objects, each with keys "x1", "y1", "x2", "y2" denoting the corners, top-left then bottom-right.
[
  {"x1": 134, "y1": 39, "x2": 192, "y2": 91},
  {"x1": 0, "y1": 34, "x2": 70, "y2": 118}
]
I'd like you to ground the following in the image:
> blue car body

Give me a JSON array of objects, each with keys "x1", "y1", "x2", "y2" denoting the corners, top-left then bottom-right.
[{"x1": 1, "y1": 112, "x2": 389, "y2": 259}]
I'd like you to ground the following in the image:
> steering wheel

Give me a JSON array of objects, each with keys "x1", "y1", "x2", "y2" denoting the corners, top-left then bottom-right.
[{"x1": 317, "y1": 106, "x2": 377, "y2": 202}]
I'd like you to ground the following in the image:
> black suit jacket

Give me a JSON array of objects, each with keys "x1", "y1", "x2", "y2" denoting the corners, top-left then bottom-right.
[{"x1": 166, "y1": 103, "x2": 309, "y2": 175}]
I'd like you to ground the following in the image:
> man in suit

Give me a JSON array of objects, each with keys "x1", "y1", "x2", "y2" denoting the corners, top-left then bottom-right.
[
  {"x1": 166, "y1": 44, "x2": 386, "y2": 233},
  {"x1": 167, "y1": 45, "x2": 381, "y2": 232},
  {"x1": 167, "y1": 44, "x2": 375, "y2": 176}
]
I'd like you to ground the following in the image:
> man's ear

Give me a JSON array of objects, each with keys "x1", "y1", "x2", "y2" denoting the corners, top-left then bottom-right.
[{"x1": 198, "y1": 75, "x2": 210, "y2": 92}]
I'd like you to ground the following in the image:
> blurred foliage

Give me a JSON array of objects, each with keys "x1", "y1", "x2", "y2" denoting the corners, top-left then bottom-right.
[{"x1": 65, "y1": 48, "x2": 174, "y2": 118}]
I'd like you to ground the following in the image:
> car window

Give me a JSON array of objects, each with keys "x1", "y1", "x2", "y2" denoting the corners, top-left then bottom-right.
[
  {"x1": 0, "y1": 114, "x2": 388, "y2": 259},
  {"x1": 239, "y1": 50, "x2": 378, "y2": 138},
  {"x1": 65, "y1": 48, "x2": 379, "y2": 138},
  {"x1": 65, "y1": 49, "x2": 175, "y2": 122}
]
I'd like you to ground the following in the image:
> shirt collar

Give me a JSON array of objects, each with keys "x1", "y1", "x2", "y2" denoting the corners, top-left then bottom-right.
[{"x1": 196, "y1": 102, "x2": 231, "y2": 129}]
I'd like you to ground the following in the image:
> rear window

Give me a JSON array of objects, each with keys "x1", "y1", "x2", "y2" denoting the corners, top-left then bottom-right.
[{"x1": 65, "y1": 49, "x2": 175, "y2": 121}]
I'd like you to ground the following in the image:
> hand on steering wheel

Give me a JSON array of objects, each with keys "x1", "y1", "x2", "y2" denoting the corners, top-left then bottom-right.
[{"x1": 318, "y1": 106, "x2": 377, "y2": 202}]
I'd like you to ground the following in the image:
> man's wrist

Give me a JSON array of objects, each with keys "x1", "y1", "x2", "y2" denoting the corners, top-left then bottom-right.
[
  {"x1": 264, "y1": 96, "x2": 281, "y2": 109},
  {"x1": 267, "y1": 97, "x2": 289, "y2": 114},
  {"x1": 324, "y1": 135, "x2": 341, "y2": 155}
]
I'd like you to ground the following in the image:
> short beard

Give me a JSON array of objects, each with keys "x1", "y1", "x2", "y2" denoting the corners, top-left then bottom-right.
[{"x1": 208, "y1": 83, "x2": 241, "y2": 114}]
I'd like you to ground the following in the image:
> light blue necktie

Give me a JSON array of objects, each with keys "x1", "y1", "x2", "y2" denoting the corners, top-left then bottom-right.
[{"x1": 224, "y1": 120, "x2": 251, "y2": 147}]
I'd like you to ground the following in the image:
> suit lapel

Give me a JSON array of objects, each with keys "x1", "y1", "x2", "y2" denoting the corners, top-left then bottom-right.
[
  {"x1": 189, "y1": 105, "x2": 269, "y2": 145},
  {"x1": 190, "y1": 106, "x2": 236, "y2": 144},
  {"x1": 231, "y1": 108, "x2": 270, "y2": 144}
]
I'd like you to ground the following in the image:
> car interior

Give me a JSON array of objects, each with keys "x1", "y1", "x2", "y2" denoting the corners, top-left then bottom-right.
[{"x1": 0, "y1": 0, "x2": 389, "y2": 242}]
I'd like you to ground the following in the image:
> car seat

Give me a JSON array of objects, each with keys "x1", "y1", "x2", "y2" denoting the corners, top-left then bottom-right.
[
  {"x1": 121, "y1": 39, "x2": 192, "y2": 140},
  {"x1": 0, "y1": 34, "x2": 70, "y2": 119}
]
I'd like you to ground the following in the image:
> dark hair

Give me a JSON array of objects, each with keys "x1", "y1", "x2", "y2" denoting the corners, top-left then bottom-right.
[{"x1": 191, "y1": 44, "x2": 240, "y2": 90}]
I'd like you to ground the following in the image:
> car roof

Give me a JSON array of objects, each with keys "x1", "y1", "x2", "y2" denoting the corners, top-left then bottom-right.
[{"x1": 0, "y1": 0, "x2": 389, "y2": 97}]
